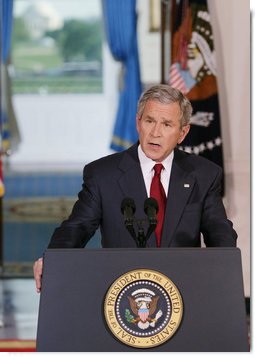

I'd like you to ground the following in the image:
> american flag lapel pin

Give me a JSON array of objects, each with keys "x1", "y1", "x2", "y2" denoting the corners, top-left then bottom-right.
[{"x1": 184, "y1": 183, "x2": 190, "y2": 188}]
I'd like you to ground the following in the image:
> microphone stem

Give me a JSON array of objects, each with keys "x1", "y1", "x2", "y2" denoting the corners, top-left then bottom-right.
[
  {"x1": 125, "y1": 223, "x2": 139, "y2": 247},
  {"x1": 137, "y1": 220, "x2": 146, "y2": 247},
  {"x1": 145, "y1": 222, "x2": 157, "y2": 242}
]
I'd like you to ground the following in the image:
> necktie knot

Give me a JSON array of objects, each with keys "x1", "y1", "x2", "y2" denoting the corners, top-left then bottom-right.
[{"x1": 153, "y1": 163, "x2": 164, "y2": 176}]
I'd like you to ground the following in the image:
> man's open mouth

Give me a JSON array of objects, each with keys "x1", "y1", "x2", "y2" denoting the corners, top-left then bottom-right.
[{"x1": 149, "y1": 143, "x2": 160, "y2": 147}]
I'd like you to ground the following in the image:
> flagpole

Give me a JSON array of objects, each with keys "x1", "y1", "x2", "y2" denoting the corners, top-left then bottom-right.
[
  {"x1": 160, "y1": 0, "x2": 172, "y2": 84},
  {"x1": 0, "y1": 0, "x2": 3, "y2": 272},
  {"x1": 0, "y1": 0, "x2": 4, "y2": 329},
  {"x1": 0, "y1": 199, "x2": 2, "y2": 269}
]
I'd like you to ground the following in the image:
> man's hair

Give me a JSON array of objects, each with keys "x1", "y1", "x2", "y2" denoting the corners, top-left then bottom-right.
[{"x1": 137, "y1": 84, "x2": 192, "y2": 128}]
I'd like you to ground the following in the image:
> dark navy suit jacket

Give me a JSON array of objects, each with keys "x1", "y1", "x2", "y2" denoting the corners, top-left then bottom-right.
[{"x1": 48, "y1": 144, "x2": 237, "y2": 248}]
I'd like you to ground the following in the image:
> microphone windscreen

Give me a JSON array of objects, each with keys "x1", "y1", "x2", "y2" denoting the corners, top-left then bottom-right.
[
  {"x1": 144, "y1": 197, "x2": 159, "y2": 214},
  {"x1": 121, "y1": 197, "x2": 136, "y2": 214}
]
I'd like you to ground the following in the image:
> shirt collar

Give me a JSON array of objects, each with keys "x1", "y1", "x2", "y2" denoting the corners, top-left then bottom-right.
[{"x1": 138, "y1": 145, "x2": 174, "y2": 173}]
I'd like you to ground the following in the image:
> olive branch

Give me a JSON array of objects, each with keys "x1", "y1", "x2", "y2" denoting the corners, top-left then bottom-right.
[{"x1": 125, "y1": 309, "x2": 135, "y2": 323}]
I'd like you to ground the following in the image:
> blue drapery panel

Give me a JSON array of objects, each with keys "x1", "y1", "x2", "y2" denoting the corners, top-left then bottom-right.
[
  {"x1": 1, "y1": 0, "x2": 13, "y2": 63},
  {"x1": 0, "y1": 0, "x2": 14, "y2": 196},
  {"x1": 0, "y1": 0, "x2": 14, "y2": 160},
  {"x1": 1, "y1": 0, "x2": 21, "y2": 198},
  {"x1": 102, "y1": 0, "x2": 142, "y2": 151},
  {"x1": 1, "y1": 0, "x2": 20, "y2": 152}
]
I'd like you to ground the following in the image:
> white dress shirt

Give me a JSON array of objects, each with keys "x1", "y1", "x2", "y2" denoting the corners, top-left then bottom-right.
[{"x1": 138, "y1": 145, "x2": 174, "y2": 197}]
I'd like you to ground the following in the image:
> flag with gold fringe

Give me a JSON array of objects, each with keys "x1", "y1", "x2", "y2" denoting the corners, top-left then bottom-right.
[
  {"x1": 0, "y1": 157, "x2": 4, "y2": 197},
  {"x1": 169, "y1": 0, "x2": 224, "y2": 193},
  {"x1": 0, "y1": 0, "x2": 21, "y2": 198}
]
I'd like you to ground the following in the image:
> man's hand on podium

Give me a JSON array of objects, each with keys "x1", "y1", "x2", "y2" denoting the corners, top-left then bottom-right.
[{"x1": 33, "y1": 257, "x2": 43, "y2": 293}]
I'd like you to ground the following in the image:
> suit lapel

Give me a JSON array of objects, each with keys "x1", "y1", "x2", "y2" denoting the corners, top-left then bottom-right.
[
  {"x1": 117, "y1": 144, "x2": 147, "y2": 203},
  {"x1": 160, "y1": 149, "x2": 196, "y2": 247},
  {"x1": 117, "y1": 144, "x2": 159, "y2": 247},
  {"x1": 117, "y1": 145, "x2": 153, "y2": 245}
]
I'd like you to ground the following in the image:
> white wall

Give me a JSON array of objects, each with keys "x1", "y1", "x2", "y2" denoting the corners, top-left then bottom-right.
[
  {"x1": 208, "y1": 0, "x2": 250, "y2": 297},
  {"x1": 137, "y1": 0, "x2": 161, "y2": 84}
]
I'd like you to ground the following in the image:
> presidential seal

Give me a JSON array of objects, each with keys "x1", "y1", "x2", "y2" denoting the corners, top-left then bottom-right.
[{"x1": 104, "y1": 269, "x2": 183, "y2": 348}]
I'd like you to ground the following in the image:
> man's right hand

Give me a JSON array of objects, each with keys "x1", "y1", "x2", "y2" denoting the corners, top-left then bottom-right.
[{"x1": 33, "y1": 257, "x2": 43, "y2": 293}]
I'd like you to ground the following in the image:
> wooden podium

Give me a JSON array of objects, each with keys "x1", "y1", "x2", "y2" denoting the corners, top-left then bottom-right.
[{"x1": 36, "y1": 248, "x2": 249, "y2": 352}]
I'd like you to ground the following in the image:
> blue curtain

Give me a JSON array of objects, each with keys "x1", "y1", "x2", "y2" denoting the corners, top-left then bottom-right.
[
  {"x1": 0, "y1": 0, "x2": 14, "y2": 196},
  {"x1": 1, "y1": 0, "x2": 19, "y2": 158},
  {"x1": 1, "y1": 0, "x2": 13, "y2": 63},
  {"x1": 102, "y1": 0, "x2": 142, "y2": 151},
  {"x1": 1, "y1": 0, "x2": 13, "y2": 152}
]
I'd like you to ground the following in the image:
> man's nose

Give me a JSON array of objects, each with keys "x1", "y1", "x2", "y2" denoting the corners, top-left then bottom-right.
[{"x1": 150, "y1": 123, "x2": 161, "y2": 137}]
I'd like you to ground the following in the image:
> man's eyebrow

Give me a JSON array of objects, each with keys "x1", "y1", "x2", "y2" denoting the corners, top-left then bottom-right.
[
  {"x1": 144, "y1": 114, "x2": 155, "y2": 120},
  {"x1": 144, "y1": 115, "x2": 174, "y2": 124},
  {"x1": 162, "y1": 118, "x2": 173, "y2": 123}
]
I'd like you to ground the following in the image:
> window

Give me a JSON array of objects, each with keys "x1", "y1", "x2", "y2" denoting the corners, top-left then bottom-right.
[
  {"x1": 12, "y1": 0, "x2": 103, "y2": 94},
  {"x1": 9, "y1": 0, "x2": 119, "y2": 168}
]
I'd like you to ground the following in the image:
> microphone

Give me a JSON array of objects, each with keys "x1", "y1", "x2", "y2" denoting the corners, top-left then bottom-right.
[
  {"x1": 144, "y1": 197, "x2": 158, "y2": 224},
  {"x1": 121, "y1": 198, "x2": 138, "y2": 246},
  {"x1": 121, "y1": 198, "x2": 136, "y2": 225},
  {"x1": 144, "y1": 197, "x2": 158, "y2": 241}
]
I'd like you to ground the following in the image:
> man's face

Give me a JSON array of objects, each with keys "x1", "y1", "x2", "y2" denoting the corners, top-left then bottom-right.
[{"x1": 136, "y1": 100, "x2": 190, "y2": 162}]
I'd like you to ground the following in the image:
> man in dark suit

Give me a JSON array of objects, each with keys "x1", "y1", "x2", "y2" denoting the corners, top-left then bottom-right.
[{"x1": 34, "y1": 84, "x2": 237, "y2": 292}]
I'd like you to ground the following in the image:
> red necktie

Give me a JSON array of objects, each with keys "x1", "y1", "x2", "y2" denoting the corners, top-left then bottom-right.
[{"x1": 150, "y1": 164, "x2": 166, "y2": 247}]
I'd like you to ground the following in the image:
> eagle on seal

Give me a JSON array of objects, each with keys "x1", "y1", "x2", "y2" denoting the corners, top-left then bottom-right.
[{"x1": 127, "y1": 288, "x2": 162, "y2": 330}]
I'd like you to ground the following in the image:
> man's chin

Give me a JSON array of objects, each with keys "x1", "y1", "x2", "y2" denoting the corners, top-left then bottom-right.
[{"x1": 144, "y1": 151, "x2": 162, "y2": 162}]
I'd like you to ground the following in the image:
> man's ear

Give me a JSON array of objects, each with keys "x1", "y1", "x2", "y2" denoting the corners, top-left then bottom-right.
[
  {"x1": 136, "y1": 114, "x2": 141, "y2": 132},
  {"x1": 177, "y1": 124, "x2": 190, "y2": 144}
]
